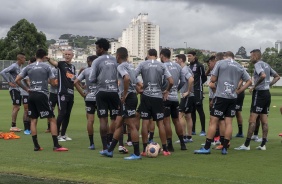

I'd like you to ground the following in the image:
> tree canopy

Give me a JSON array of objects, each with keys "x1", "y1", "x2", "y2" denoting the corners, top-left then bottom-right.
[{"x1": 0, "y1": 19, "x2": 47, "y2": 60}]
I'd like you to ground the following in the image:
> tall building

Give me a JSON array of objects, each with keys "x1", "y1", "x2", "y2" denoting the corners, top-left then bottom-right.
[
  {"x1": 275, "y1": 40, "x2": 282, "y2": 52},
  {"x1": 119, "y1": 13, "x2": 160, "y2": 60}
]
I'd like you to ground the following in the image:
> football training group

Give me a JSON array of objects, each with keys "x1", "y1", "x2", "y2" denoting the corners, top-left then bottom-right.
[{"x1": 0, "y1": 38, "x2": 281, "y2": 160}]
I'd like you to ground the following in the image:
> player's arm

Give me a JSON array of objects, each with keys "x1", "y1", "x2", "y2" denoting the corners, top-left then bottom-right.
[
  {"x1": 183, "y1": 76, "x2": 194, "y2": 98},
  {"x1": 135, "y1": 81, "x2": 143, "y2": 94},
  {"x1": 200, "y1": 64, "x2": 207, "y2": 84},
  {"x1": 238, "y1": 79, "x2": 252, "y2": 94},
  {"x1": 163, "y1": 76, "x2": 173, "y2": 100},
  {"x1": 0, "y1": 66, "x2": 16, "y2": 87},
  {"x1": 270, "y1": 73, "x2": 280, "y2": 86},
  {"x1": 74, "y1": 82, "x2": 86, "y2": 97},
  {"x1": 209, "y1": 82, "x2": 216, "y2": 93},
  {"x1": 46, "y1": 57, "x2": 58, "y2": 67},
  {"x1": 121, "y1": 74, "x2": 130, "y2": 103},
  {"x1": 249, "y1": 71, "x2": 265, "y2": 93},
  {"x1": 15, "y1": 75, "x2": 29, "y2": 92}
]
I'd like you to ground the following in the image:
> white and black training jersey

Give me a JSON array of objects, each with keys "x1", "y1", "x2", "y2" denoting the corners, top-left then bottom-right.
[
  {"x1": 19, "y1": 66, "x2": 29, "y2": 96},
  {"x1": 49, "y1": 67, "x2": 58, "y2": 94},
  {"x1": 179, "y1": 66, "x2": 194, "y2": 97},
  {"x1": 77, "y1": 67, "x2": 97, "y2": 102},
  {"x1": 117, "y1": 62, "x2": 137, "y2": 98},
  {"x1": 0, "y1": 62, "x2": 21, "y2": 91}
]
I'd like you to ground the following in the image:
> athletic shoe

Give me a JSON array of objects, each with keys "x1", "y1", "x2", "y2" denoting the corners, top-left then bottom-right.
[
  {"x1": 53, "y1": 146, "x2": 68, "y2": 152},
  {"x1": 64, "y1": 135, "x2": 72, "y2": 141},
  {"x1": 118, "y1": 146, "x2": 128, "y2": 154},
  {"x1": 199, "y1": 131, "x2": 206, "y2": 136},
  {"x1": 211, "y1": 141, "x2": 221, "y2": 146},
  {"x1": 251, "y1": 135, "x2": 258, "y2": 140},
  {"x1": 254, "y1": 138, "x2": 262, "y2": 142},
  {"x1": 167, "y1": 144, "x2": 174, "y2": 152},
  {"x1": 180, "y1": 143, "x2": 187, "y2": 150},
  {"x1": 24, "y1": 130, "x2": 31, "y2": 135},
  {"x1": 214, "y1": 136, "x2": 220, "y2": 142},
  {"x1": 194, "y1": 147, "x2": 210, "y2": 154},
  {"x1": 125, "y1": 141, "x2": 133, "y2": 146},
  {"x1": 99, "y1": 150, "x2": 113, "y2": 157},
  {"x1": 279, "y1": 133, "x2": 282, "y2": 137},
  {"x1": 235, "y1": 133, "x2": 244, "y2": 138},
  {"x1": 45, "y1": 129, "x2": 51, "y2": 133},
  {"x1": 57, "y1": 136, "x2": 66, "y2": 142},
  {"x1": 175, "y1": 140, "x2": 181, "y2": 144},
  {"x1": 186, "y1": 138, "x2": 193, "y2": 143},
  {"x1": 234, "y1": 144, "x2": 250, "y2": 151},
  {"x1": 10, "y1": 127, "x2": 21, "y2": 132},
  {"x1": 140, "y1": 152, "x2": 146, "y2": 156},
  {"x1": 124, "y1": 154, "x2": 142, "y2": 160},
  {"x1": 163, "y1": 151, "x2": 171, "y2": 156},
  {"x1": 221, "y1": 148, "x2": 228, "y2": 155},
  {"x1": 256, "y1": 145, "x2": 266, "y2": 150},
  {"x1": 192, "y1": 132, "x2": 196, "y2": 135},
  {"x1": 34, "y1": 147, "x2": 43, "y2": 151},
  {"x1": 214, "y1": 143, "x2": 230, "y2": 150},
  {"x1": 201, "y1": 143, "x2": 205, "y2": 146},
  {"x1": 88, "y1": 144, "x2": 95, "y2": 150}
]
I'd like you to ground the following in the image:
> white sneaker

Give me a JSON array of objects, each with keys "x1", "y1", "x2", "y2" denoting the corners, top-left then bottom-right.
[
  {"x1": 64, "y1": 135, "x2": 72, "y2": 141},
  {"x1": 175, "y1": 140, "x2": 181, "y2": 144},
  {"x1": 251, "y1": 135, "x2": 258, "y2": 140},
  {"x1": 57, "y1": 135, "x2": 66, "y2": 142},
  {"x1": 186, "y1": 138, "x2": 193, "y2": 143},
  {"x1": 234, "y1": 144, "x2": 250, "y2": 151},
  {"x1": 211, "y1": 141, "x2": 221, "y2": 146},
  {"x1": 256, "y1": 145, "x2": 266, "y2": 150},
  {"x1": 126, "y1": 141, "x2": 132, "y2": 146},
  {"x1": 254, "y1": 138, "x2": 262, "y2": 142}
]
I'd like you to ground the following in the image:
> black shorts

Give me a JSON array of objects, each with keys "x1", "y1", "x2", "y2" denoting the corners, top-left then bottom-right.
[
  {"x1": 179, "y1": 96, "x2": 195, "y2": 114},
  {"x1": 96, "y1": 91, "x2": 120, "y2": 118},
  {"x1": 235, "y1": 91, "x2": 245, "y2": 112},
  {"x1": 9, "y1": 89, "x2": 22, "y2": 106},
  {"x1": 49, "y1": 92, "x2": 58, "y2": 108},
  {"x1": 119, "y1": 93, "x2": 138, "y2": 118},
  {"x1": 22, "y1": 95, "x2": 28, "y2": 105},
  {"x1": 194, "y1": 90, "x2": 203, "y2": 106},
  {"x1": 139, "y1": 94, "x2": 164, "y2": 121},
  {"x1": 209, "y1": 98, "x2": 224, "y2": 120},
  {"x1": 164, "y1": 100, "x2": 179, "y2": 118},
  {"x1": 250, "y1": 90, "x2": 271, "y2": 114},
  {"x1": 210, "y1": 97, "x2": 236, "y2": 118},
  {"x1": 85, "y1": 101, "x2": 96, "y2": 115},
  {"x1": 28, "y1": 92, "x2": 54, "y2": 119}
]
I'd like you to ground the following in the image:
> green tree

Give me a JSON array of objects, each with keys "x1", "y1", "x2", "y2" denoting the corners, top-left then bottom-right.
[
  {"x1": 262, "y1": 47, "x2": 282, "y2": 75},
  {"x1": 0, "y1": 19, "x2": 47, "y2": 60}
]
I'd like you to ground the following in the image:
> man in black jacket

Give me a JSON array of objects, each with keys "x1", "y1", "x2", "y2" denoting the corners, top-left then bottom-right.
[{"x1": 188, "y1": 51, "x2": 207, "y2": 136}]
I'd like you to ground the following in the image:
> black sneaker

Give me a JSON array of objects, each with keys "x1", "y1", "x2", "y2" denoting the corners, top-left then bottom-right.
[
  {"x1": 167, "y1": 145, "x2": 175, "y2": 152},
  {"x1": 180, "y1": 143, "x2": 187, "y2": 150}
]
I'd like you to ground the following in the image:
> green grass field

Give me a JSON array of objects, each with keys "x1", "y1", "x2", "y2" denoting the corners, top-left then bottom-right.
[{"x1": 0, "y1": 88, "x2": 282, "y2": 184}]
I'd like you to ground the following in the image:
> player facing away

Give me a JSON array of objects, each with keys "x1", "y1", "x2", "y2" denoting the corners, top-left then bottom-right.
[
  {"x1": 99, "y1": 47, "x2": 141, "y2": 160},
  {"x1": 74, "y1": 55, "x2": 98, "y2": 150},
  {"x1": 15, "y1": 49, "x2": 68, "y2": 152},
  {"x1": 235, "y1": 49, "x2": 280, "y2": 151},
  {"x1": 89, "y1": 38, "x2": 120, "y2": 151},
  {"x1": 194, "y1": 51, "x2": 252, "y2": 155},
  {"x1": 135, "y1": 49, "x2": 174, "y2": 156},
  {"x1": 0, "y1": 53, "x2": 26, "y2": 132}
]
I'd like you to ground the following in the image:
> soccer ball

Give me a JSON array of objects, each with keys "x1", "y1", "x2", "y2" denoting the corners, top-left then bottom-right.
[{"x1": 146, "y1": 142, "x2": 161, "y2": 158}]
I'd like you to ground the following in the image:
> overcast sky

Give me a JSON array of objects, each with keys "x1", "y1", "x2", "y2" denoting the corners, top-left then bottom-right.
[{"x1": 1, "y1": 0, "x2": 282, "y2": 53}]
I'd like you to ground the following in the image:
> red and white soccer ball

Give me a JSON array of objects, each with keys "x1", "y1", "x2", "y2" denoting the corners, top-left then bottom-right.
[{"x1": 146, "y1": 142, "x2": 161, "y2": 158}]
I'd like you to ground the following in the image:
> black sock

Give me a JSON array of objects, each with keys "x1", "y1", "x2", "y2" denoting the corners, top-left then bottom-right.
[
  {"x1": 254, "y1": 130, "x2": 259, "y2": 136},
  {"x1": 133, "y1": 142, "x2": 140, "y2": 156},
  {"x1": 127, "y1": 133, "x2": 132, "y2": 142},
  {"x1": 238, "y1": 124, "x2": 243, "y2": 134},
  {"x1": 244, "y1": 138, "x2": 251, "y2": 147},
  {"x1": 167, "y1": 138, "x2": 172, "y2": 146},
  {"x1": 52, "y1": 135, "x2": 60, "y2": 147},
  {"x1": 107, "y1": 133, "x2": 113, "y2": 145},
  {"x1": 184, "y1": 135, "x2": 188, "y2": 139},
  {"x1": 187, "y1": 136, "x2": 192, "y2": 140},
  {"x1": 47, "y1": 122, "x2": 50, "y2": 129},
  {"x1": 24, "y1": 121, "x2": 29, "y2": 131},
  {"x1": 143, "y1": 143, "x2": 147, "y2": 152},
  {"x1": 101, "y1": 135, "x2": 108, "y2": 150},
  {"x1": 119, "y1": 132, "x2": 124, "y2": 146},
  {"x1": 162, "y1": 144, "x2": 168, "y2": 152},
  {"x1": 204, "y1": 138, "x2": 213, "y2": 150},
  {"x1": 32, "y1": 135, "x2": 40, "y2": 148},
  {"x1": 215, "y1": 128, "x2": 220, "y2": 137},
  {"x1": 89, "y1": 135, "x2": 94, "y2": 145},
  {"x1": 108, "y1": 138, "x2": 118, "y2": 152},
  {"x1": 220, "y1": 136, "x2": 224, "y2": 145},
  {"x1": 261, "y1": 138, "x2": 267, "y2": 147},
  {"x1": 223, "y1": 139, "x2": 230, "y2": 149},
  {"x1": 178, "y1": 135, "x2": 185, "y2": 144},
  {"x1": 149, "y1": 132, "x2": 154, "y2": 141},
  {"x1": 11, "y1": 122, "x2": 16, "y2": 127}
]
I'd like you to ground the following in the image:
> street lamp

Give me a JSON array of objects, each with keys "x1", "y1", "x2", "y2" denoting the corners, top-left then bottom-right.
[{"x1": 184, "y1": 42, "x2": 187, "y2": 54}]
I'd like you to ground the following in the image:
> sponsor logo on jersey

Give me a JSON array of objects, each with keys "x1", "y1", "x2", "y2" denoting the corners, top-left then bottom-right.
[
  {"x1": 40, "y1": 111, "x2": 49, "y2": 117},
  {"x1": 99, "y1": 109, "x2": 106, "y2": 115},
  {"x1": 141, "y1": 112, "x2": 148, "y2": 117},
  {"x1": 214, "y1": 109, "x2": 223, "y2": 116},
  {"x1": 127, "y1": 110, "x2": 136, "y2": 117},
  {"x1": 156, "y1": 113, "x2": 164, "y2": 119}
]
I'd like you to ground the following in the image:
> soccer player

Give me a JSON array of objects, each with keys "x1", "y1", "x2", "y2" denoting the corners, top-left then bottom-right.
[
  {"x1": 89, "y1": 38, "x2": 120, "y2": 151},
  {"x1": 194, "y1": 51, "x2": 252, "y2": 155},
  {"x1": 0, "y1": 53, "x2": 26, "y2": 132},
  {"x1": 136, "y1": 49, "x2": 173, "y2": 156},
  {"x1": 175, "y1": 54, "x2": 194, "y2": 145},
  {"x1": 15, "y1": 49, "x2": 68, "y2": 152},
  {"x1": 74, "y1": 55, "x2": 98, "y2": 150},
  {"x1": 100, "y1": 47, "x2": 141, "y2": 160},
  {"x1": 235, "y1": 49, "x2": 280, "y2": 151},
  {"x1": 47, "y1": 50, "x2": 84, "y2": 141},
  {"x1": 187, "y1": 51, "x2": 207, "y2": 136},
  {"x1": 234, "y1": 80, "x2": 245, "y2": 138},
  {"x1": 160, "y1": 49, "x2": 187, "y2": 151}
]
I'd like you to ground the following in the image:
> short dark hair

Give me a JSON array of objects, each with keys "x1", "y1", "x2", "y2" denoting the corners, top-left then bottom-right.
[
  {"x1": 160, "y1": 48, "x2": 171, "y2": 58},
  {"x1": 216, "y1": 52, "x2": 224, "y2": 61},
  {"x1": 148, "y1": 49, "x2": 157, "y2": 57},
  {"x1": 87, "y1": 55, "x2": 98, "y2": 62},
  {"x1": 36, "y1": 49, "x2": 47, "y2": 59},
  {"x1": 95, "y1": 38, "x2": 110, "y2": 51},
  {"x1": 188, "y1": 51, "x2": 196, "y2": 56},
  {"x1": 205, "y1": 55, "x2": 216, "y2": 63},
  {"x1": 250, "y1": 49, "x2": 261, "y2": 54},
  {"x1": 29, "y1": 56, "x2": 36, "y2": 63},
  {"x1": 176, "y1": 54, "x2": 186, "y2": 62},
  {"x1": 116, "y1": 47, "x2": 128, "y2": 60},
  {"x1": 224, "y1": 51, "x2": 235, "y2": 59},
  {"x1": 18, "y1": 52, "x2": 25, "y2": 56}
]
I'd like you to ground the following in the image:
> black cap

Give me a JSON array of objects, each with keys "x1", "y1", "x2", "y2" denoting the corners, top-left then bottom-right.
[
  {"x1": 250, "y1": 49, "x2": 260, "y2": 53},
  {"x1": 188, "y1": 51, "x2": 196, "y2": 56}
]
